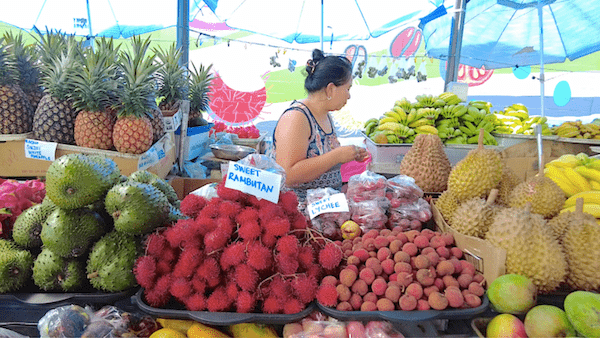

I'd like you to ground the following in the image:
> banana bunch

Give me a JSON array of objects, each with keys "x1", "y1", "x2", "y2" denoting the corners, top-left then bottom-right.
[
  {"x1": 414, "y1": 94, "x2": 446, "y2": 108},
  {"x1": 552, "y1": 120, "x2": 600, "y2": 139},
  {"x1": 438, "y1": 91, "x2": 463, "y2": 105},
  {"x1": 493, "y1": 103, "x2": 552, "y2": 135}
]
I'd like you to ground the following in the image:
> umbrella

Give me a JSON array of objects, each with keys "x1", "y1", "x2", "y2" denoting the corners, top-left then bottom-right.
[
  {"x1": 204, "y1": 0, "x2": 439, "y2": 50},
  {"x1": 420, "y1": 0, "x2": 600, "y2": 171},
  {"x1": 0, "y1": 0, "x2": 202, "y2": 39}
]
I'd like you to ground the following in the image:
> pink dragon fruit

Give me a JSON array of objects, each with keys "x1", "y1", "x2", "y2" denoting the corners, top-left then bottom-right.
[{"x1": 0, "y1": 179, "x2": 46, "y2": 238}]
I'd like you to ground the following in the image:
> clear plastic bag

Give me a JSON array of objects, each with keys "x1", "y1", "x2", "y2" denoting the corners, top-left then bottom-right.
[
  {"x1": 306, "y1": 187, "x2": 351, "y2": 239},
  {"x1": 38, "y1": 305, "x2": 93, "y2": 338},
  {"x1": 385, "y1": 175, "x2": 423, "y2": 208},
  {"x1": 350, "y1": 199, "x2": 388, "y2": 232},
  {"x1": 387, "y1": 198, "x2": 432, "y2": 231},
  {"x1": 284, "y1": 319, "x2": 405, "y2": 338},
  {"x1": 346, "y1": 171, "x2": 388, "y2": 206},
  {"x1": 238, "y1": 154, "x2": 287, "y2": 187}
]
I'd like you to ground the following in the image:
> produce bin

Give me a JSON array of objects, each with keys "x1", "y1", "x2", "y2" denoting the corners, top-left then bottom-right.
[{"x1": 131, "y1": 289, "x2": 315, "y2": 325}]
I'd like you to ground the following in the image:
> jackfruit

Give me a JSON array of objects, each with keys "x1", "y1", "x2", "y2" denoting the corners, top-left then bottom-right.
[
  {"x1": 447, "y1": 130, "x2": 502, "y2": 202},
  {"x1": 87, "y1": 230, "x2": 141, "y2": 292},
  {"x1": 41, "y1": 208, "x2": 105, "y2": 258},
  {"x1": 12, "y1": 203, "x2": 56, "y2": 248},
  {"x1": 105, "y1": 181, "x2": 171, "y2": 235},
  {"x1": 449, "y1": 189, "x2": 498, "y2": 238},
  {"x1": 33, "y1": 247, "x2": 84, "y2": 291},
  {"x1": 0, "y1": 239, "x2": 33, "y2": 293},
  {"x1": 399, "y1": 134, "x2": 452, "y2": 192}
]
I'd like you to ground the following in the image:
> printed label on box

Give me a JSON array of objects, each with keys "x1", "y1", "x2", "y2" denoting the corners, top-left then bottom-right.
[
  {"x1": 225, "y1": 161, "x2": 281, "y2": 204},
  {"x1": 24, "y1": 139, "x2": 57, "y2": 161},
  {"x1": 163, "y1": 109, "x2": 182, "y2": 132},
  {"x1": 307, "y1": 193, "x2": 349, "y2": 219}
]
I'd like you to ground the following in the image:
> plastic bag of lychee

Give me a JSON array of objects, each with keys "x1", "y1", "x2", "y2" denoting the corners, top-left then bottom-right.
[
  {"x1": 345, "y1": 171, "x2": 388, "y2": 206},
  {"x1": 385, "y1": 175, "x2": 423, "y2": 208},
  {"x1": 306, "y1": 187, "x2": 351, "y2": 239},
  {"x1": 315, "y1": 227, "x2": 486, "y2": 312},
  {"x1": 386, "y1": 198, "x2": 433, "y2": 231}
]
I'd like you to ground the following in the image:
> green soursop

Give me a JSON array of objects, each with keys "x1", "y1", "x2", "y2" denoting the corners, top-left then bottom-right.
[
  {"x1": 41, "y1": 208, "x2": 105, "y2": 258},
  {"x1": 0, "y1": 239, "x2": 33, "y2": 293},
  {"x1": 33, "y1": 247, "x2": 84, "y2": 291},
  {"x1": 128, "y1": 170, "x2": 179, "y2": 207},
  {"x1": 104, "y1": 181, "x2": 170, "y2": 235},
  {"x1": 86, "y1": 231, "x2": 141, "y2": 292},
  {"x1": 12, "y1": 203, "x2": 56, "y2": 248}
]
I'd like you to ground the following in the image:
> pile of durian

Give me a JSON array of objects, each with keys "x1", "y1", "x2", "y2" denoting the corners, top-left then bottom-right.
[{"x1": 435, "y1": 130, "x2": 600, "y2": 294}]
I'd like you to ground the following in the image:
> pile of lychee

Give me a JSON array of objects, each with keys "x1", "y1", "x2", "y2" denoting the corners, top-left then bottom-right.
[{"x1": 316, "y1": 227, "x2": 486, "y2": 312}]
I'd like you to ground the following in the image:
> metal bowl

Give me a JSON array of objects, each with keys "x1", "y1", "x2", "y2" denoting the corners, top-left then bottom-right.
[{"x1": 210, "y1": 144, "x2": 256, "y2": 161}]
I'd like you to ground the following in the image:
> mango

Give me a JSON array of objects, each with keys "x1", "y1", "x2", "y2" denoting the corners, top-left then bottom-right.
[
  {"x1": 564, "y1": 291, "x2": 600, "y2": 338},
  {"x1": 487, "y1": 274, "x2": 536, "y2": 314},
  {"x1": 487, "y1": 314, "x2": 527, "y2": 338},
  {"x1": 524, "y1": 305, "x2": 576, "y2": 337}
]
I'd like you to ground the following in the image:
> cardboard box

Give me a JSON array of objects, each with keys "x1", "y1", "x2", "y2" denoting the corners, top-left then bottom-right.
[
  {"x1": 0, "y1": 133, "x2": 176, "y2": 179},
  {"x1": 175, "y1": 123, "x2": 213, "y2": 161},
  {"x1": 431, "y1": 201, "x2": 507, "y2": 285},
  {"x1": 169, "y1": 177, "x2": 221, "y2": 200},
  {"x1": 162, "y1": 107, "x2": 182, "y2": 133}
]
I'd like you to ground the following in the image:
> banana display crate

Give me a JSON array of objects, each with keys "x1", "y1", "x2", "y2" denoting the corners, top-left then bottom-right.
[{"x1": 0, "y1": 133, "x2": 176, "y2": 179}]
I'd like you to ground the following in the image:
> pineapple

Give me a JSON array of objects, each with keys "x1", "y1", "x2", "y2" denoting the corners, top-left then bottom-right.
[
  {"x1": 32, "y1": 33, "x2": 81, "y2": 144},
  {"x1": 0, "y1": 37, "x2": 35, "y2": 134},
  {"x1": 150, "y1": 107, "x2": 165, "y2": 143},
  {"x1": 188, "y1": 62, "x2": 214, "y2": 123},
  {"x1": 154, "y1": 43, "x2": 187, "y2": 114},
  {"x1": 2, "y1": 32, "x2": 44, "y2": 111},
  {"x1": 72, "y1": 37, "x2": 120, "y2": 150},
  {"x1": 112, "y1": 36, "x2": 159, "y2": 154}
]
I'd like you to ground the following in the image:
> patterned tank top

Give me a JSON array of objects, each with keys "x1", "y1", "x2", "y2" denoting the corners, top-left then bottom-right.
[{"x1": 270, "y1": 101, "x2": 343, "y2": 201}]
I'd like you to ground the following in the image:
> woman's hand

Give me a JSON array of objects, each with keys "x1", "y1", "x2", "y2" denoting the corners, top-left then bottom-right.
[{"x1": 339, "y1": 145, "x2": 369, "y2": 163}]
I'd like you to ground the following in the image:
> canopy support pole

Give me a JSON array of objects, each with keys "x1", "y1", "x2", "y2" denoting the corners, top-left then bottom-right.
[
  {"x1": 444, "y1": 0, "x2": 467, "y2": 91},
  {"x1": 85, "y1": 0, "x2": 94, "y2": 50},
  {"x1": 177, "y1": 0, "x2": 189, "y2": 70},
  {"x1": 320, "y1": 0, "x2": 324, "y2": 51},
  {"x1": 537, "y1": 0, "x2": 545, "y2": 172}
]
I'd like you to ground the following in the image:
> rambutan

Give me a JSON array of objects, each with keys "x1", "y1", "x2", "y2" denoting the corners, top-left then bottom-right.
[
  {"x1": 318, "y1": 243, "x2": 343, "y2": 270},
  {"x1": 204, "y1": 228, "x2": 230, "y2": 252},
  {"x1": 173, "y1": 247, "x2": 202, "y2": 278},
  {"x1": 297, "y1": 246, "x2": 316, "y2": 269},
  {"x1": 234, "y1": 264, "x2": 259, "y2": 291},
  {"x1": 263, "y1": 217, "x2": 290, "y2": 237},
  {"x1": 247, "y1": 242, "x2": 272, "y2": 271},
  {"x1": 185, "y1": 292, "x2": 207, "y2": 311},
  {"x1": 235, "y1": 207, "x2": 259, "y2": 225},
  {"x1": 198, "y1": 200, "x2": 220, "y2": 220},
  {"x1": 283, "y1": 297, "x2": 305, "y2": 314},
  {"x1": 268, "y1": 275, "x2": 290, "y2": 300},
  {"x1": 238, "y1": 219, "x2": 261, "y2": 241},
  {"x1": 292, "y1": 275, "x2": 318, "y2": 303},
  {"x1": 236, "y1": 291, "x2": 256, "y2": 313},
  {"x1": 145, "y1": 233, "x2": 168, "y2": 258},
  {"x1": 194, "y1": 213, "x2": 217, "y2": 235},
  {"x1": 196, "y1": 257, "x2": 221, "y2": 283},
  {"x1": 170, "y1": 277, "x2": 193, "y2": 300},
  {"x1": 290, "y1": 212, "x2": 308, "y2": 230},
  {"x1": 261, "y1": 233, "x2": 278, "y2": 248},
  {"x1": 276, "y1": 235, "x2": 299, "y2": 256},
  {"x1": 259, "y1": 202, "x2": 285, "y2": 222},
  {"x1": 218, "y1": 200, "x2": 243, "y2": 218},
  {"x1": 161, "y1": 247, "x2": 178, "y2": 263},
  {"x1": 144, "y1": 288, "x2": 170, "y2": 308},
  {"x1": 191, "y1": 278, "x2": 207, "y2": 294},
  {"x1": 134, "y1": 256, "x2": 157, "y2": 289},
  {"x1": 316, "y1": 284, "x2": 338, "y2": 307},
  {"x1": 262, "y1": 296, "x2": 281, "y2": 314},
  {"x1": 226, "y1": 281, "x2": 239, "y2": 299},
  {"x1": 206, "y1": 286, "x2": 232, "y2": 312},
  {"x1": 220, "y1": 242, "x2": 246, "y2": 270},
  {"x1": 180, "y1": 194, "x2": 207, "y2": 218},
  {"x1": 165, "y1": 219, "x2": 196, "y2": 248},
  {"x1": 305, "y1": 263, "x2": 323, "y2": 281},
  {"x1": 217, "y1": 182, "x2": 248, "y2": 204},
  {"x1": 246, "y1": 195, "x2": 260, "y2": 206},
  {"x1": 215, "y1": 217, "x2": 235, "y2": 237},
  {"x1": 156, "y1": 260, "x2": 173, "y2": 275},
  {"x1": 279, "y1": 190, "x2": 299, "y2": 214},
  {"x1": 276, "y1": 252, "x2": 299, "y2": 274}
]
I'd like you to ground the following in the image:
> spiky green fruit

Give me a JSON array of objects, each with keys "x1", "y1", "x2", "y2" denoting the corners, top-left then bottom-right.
[
  {"x1": 41, "y1": 208, "x2": 105, "y2": 258},
  {"x1": 32, "y1": 247, "x2": 84, "y2": 291},
  {"x1": 128, "y1": 170, "x2": 179, "y2": 207},
  {"x1": 86, "y1": 231, "x2": 141, "y2": 292},
  {"x1": 45, "y1": 153, "x2": 117, "y2": 209},
  {"x1": 87, "y1": 155, "x2": 121, "y2": 187},
  {"x1": 104, "y1": 182, "x2": 170, "y2": 235},
  {"x1": 0, "y1": 241, "x2": 33, "y2": 293},
  {"x1": 12, "y1": 203, "x2": 56, "y2": 248}
]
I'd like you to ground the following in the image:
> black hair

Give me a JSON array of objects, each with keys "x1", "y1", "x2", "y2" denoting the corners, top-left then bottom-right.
[{"x1": 304, "y1": 49, "x2": 352, "y2": 94}]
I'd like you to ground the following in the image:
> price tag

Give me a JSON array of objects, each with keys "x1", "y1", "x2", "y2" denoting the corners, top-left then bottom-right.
[
  {"x1": 307, "y1": 193, "x2": 349, "y2": 219},
  {"x1": 224, "y1": 161, "x2": 281, "y2": 204},
  {"x1": 24, "y1": 139, "x2": 57, "y2": 161}
]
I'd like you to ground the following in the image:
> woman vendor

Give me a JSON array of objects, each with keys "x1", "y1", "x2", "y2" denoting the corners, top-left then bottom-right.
[{"x1": 270, "y1": 49, "x2": 369, "y2": 202}]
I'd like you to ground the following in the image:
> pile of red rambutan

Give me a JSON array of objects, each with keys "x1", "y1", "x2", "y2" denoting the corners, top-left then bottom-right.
[{"x1": 134, "y1": 178, "x2": 345, "y2": 314}]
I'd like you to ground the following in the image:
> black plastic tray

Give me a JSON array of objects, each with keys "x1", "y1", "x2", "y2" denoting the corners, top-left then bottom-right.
[
  {"x1": 132, "y1": 288, "x2": 314, "y2": 325},
  {"x1": 0, "y1": 285, "x2": 138, "y2": 306},
  {"x1": 316, "y1": 295, "x2": 490, "y2": 322}
]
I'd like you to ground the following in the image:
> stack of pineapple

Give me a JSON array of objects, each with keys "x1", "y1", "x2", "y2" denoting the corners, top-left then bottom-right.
[{"x1": 0, "y1": 31, "x2": 214, "y2": 155}]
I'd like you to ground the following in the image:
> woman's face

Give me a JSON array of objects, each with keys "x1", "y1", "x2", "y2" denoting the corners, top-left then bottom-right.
[{"x1": 331, "y1": 77, "x2": 352, "y2": 110}]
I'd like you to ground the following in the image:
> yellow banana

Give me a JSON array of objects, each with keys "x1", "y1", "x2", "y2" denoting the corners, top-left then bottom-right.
[
  {"x1": 563, "y1": 167, "x2": 592, "y2": 192},
  {"x1": 156, "y1": 319, "x2": 196, "y2": 334},
  {"x1": 564, "y1": 191, "x2": 600, "y2": 208},
  {"x1": 384, "y1": 110, "x2": 405, "y2": 123},
  {"x1": 560, "y1": 203, "x2": 600, "y2": 217},
  {"x1": 377, "y1": 121, "x2": 403, "y2": 132},
  {"x1": 378, "y1": 116, "x2": 397, "y2": 124},
  {"x1": 544, "y1": 166, "x2": 580, "y2": 197},
  {"x1": 408, "y1": 118, "x2": 433, "y2": 128},
  {"x1": 574, "y1": 165, "x2": 600, "y2": 183},
  {"x1": 591, "y1": 180, "x2": 600, "y2": 190},
  {"x1": 392, "y1": 106, "x2": 407, "y2": 123},
  {"x1": 415, "y1": 125, "x2": 438, "y2": 135}
]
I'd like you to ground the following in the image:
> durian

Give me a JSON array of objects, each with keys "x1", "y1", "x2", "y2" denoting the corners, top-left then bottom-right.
[
  {"x1": 562, "y1": 198, "x2": 600, "y2": 291},
  {"x1": 547, "y1": 198, "x2": 597, "y2": 241},
  {"x1": 435, "y1": 190, "x2": 460, "y2": 223},
  {"x1": 486, "y1": 204, "x2": 567, "y2": 293},
  {"x1": 508, "y1": 165, "x2": 565, "y2": 218},
  {"x1": 449, "y1": 189, "x2": 498, "y2": 238},
  {"x1": 399, "y1": 134, "x2": 452, "y2": 192},
  {"x1": 447, "y1": 130, "x2": 502, "y2": 202},
  {"x1": 496, "y1": 165, "x2": 522, "y2": 206}
]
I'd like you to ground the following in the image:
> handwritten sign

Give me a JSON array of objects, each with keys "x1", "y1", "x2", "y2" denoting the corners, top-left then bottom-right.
[
  {"x1": 307, "y1": 193, "x2": 349, "y2": 219},
  {"x1": 24, "y1": 139, "x2": 57, "y2": 161},
  {"x1": 225, "y1": 162, "x2": 281, "y2": 204}
]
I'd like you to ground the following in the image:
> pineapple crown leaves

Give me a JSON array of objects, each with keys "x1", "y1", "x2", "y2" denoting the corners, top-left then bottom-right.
[
  {"x1": 2, "y1": 31, "x2": 42, "y2": 89},
  {"x1": 35, "y1": 29, "x2": 70, "y2": 70},
  {"x1": 153, "y1": 43, "x2": 187, "y2": 107},
  {"x1": 71, "y1": 47, "x2": 119, "y2": 113},
  {"x1": 188, "y1": 62, "x2": 215, "y2": 113},
  {"x1": 40, "y1": 39, "x2": 84, "y2": 101},
  {"x1": 0, "y1": 38, "x2": 18, "y2": 86},
  {"x1": 113, "y1": 36, "x2": 159, "y2": 118}
]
